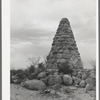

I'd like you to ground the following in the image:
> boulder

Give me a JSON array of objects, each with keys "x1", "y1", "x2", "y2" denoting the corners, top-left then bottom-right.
[
  {"x1": 38, "y1": 72, "x2": 46, "y2": 79},
  {"x1": 63, "y1": 74, "x2": 73, "y2": 85},
  {"x1": 48, "y1": 75, "x2": 62, "y2": 86},
  {"x1": 84, "y1": 84, "x2": 93, "y2": 93},
  {"x1": 21, "y1": 79, "x2": 46, "y2": 90},
  {"x1": 79, "y1": 80, "x2": 86, "y2": 87}
]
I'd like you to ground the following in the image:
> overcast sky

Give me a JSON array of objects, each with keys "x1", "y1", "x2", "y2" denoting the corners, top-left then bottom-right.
[{"x1": 10, "y1": 0, "x2": 96, "y2": 69}]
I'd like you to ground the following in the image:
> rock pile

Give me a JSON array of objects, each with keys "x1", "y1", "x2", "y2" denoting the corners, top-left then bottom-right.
[
  {"x1": 20, "y1": 68, "x2": 95, "y2": 93},
  {"x1": 46, "y1": 18, "x2": 83, "y2": 72},
  {"x1": 11, "y1": 18, "x2": 96, "y2": 94}
]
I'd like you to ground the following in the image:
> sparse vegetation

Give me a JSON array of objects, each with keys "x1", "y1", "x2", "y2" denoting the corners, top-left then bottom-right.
[{"x1": 10, "y1": 57, "x2": 46, "y2": 83}]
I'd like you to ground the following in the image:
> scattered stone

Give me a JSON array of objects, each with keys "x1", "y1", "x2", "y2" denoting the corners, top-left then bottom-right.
[
  {"x1": 63, "y1": 74, "x2": 73, "y2": 85},
  {"x1": 69, "y1": 86, "x2": 77, "y2": 90},
  {"x1": 79, "y1": 80, "x2": 86, "y2": 87},
  {"x1": 61, "y1": 86, "x2": 72, "y2": 93},
  {"x1": 76, "y1": 71, "x2": 82, "y2": 78},
  {"x1": 76, "y1": 74, "x2": 82, "y2": 79},
  {"x1": 50, "y1": 89, "x2": 56, "y2": 94},
  {"x1": 72, "y1": 70, "x2": 77, "y2": 76},
  {"x1": 84, "y1": 84, "x2": 93, "y2": 93},
  {"x1": 21, "y1": 79, "x2": 46, "y2": 90}
]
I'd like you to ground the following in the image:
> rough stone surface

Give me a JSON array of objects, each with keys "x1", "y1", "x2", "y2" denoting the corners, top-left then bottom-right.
[
  {"x1": 21, "y1": 79, "x2": 46, "y2": 90},
  {"x1": 48, "y1": 75, "x2": 62, "y2": 86},
  {"x1": 63, "y1": 74, "x2": 73, "y2": 85},
  {"x1": 46, "y1": 18, "x2": 83, "y2": 72}
]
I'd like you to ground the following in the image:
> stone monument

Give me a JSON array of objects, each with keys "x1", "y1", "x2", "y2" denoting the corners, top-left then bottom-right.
[{"x1": 46, "y1": 18, "x2": 83, "y2": 72}]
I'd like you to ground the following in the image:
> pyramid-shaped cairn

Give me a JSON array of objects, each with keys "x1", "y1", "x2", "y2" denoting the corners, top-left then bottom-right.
[{"x1": 46, "y1": 18, "x2": 83, "y2": 73}]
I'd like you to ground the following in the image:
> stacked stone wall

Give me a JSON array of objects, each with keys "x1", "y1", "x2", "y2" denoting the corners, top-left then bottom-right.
[{"x1": 46, "y1": 18, "x2": 83, "y2": 72}]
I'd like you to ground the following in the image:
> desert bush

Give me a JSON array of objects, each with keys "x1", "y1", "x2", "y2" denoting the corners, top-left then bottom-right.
[
  {"x1": 10, "y1": 69, "x2": 26, "y2": 79},
  {"x1": 10, "y1": 57, "x2": 47, "y2": 82},
  {"x1": 27, "y1": 65, "x2": 35, "y2": 74}
]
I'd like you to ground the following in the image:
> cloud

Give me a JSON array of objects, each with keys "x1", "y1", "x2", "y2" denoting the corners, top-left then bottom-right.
[{"x1": 10, "y1": 0, "x2": 96, "y2": 68}]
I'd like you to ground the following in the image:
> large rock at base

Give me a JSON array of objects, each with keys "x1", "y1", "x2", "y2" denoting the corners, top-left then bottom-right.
[
  {"x1": 48, "y1": 75, "x2": 62, "y2": 86},
  {"x1": 63, "y1": 74, "x2": 73, "y2": 85},
  {"x1": 21, "y1": 79, "x2": 46, "y2": 90}
]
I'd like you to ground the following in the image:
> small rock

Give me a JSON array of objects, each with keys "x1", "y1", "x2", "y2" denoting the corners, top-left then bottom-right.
[
  {"x1": 50, "y1": 89, "x2": 56, "y2": 94},
  {"x1": 79, "y1": 80, "x2": 86, "y2": 87},
  {"x1": 69, "y1": 86, "x2": 77, "y2": 90},
  {"x1": 76, "y1": 74, "x2": 82, "y2": 79},
  {"x1": 63, "y1": 74, "x2": 73, "y2": 85},
  {"x1": 84, "y1": 84, "x2": 93, "y2": 93},
  {"x1": 61, "y1": 86, "x2": 71, "y2": 93},
  {"x1": 38, "y1": 72, "x2": 46, "y2": 79}
]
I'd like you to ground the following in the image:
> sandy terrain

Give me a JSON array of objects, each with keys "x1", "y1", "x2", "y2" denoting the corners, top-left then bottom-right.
[{"x1": 10, "y1": 84, "x2": 96, "y2": 100}]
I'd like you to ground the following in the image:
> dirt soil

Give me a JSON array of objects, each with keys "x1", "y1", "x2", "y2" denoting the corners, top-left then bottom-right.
[{"x1": 10, "y1": 84, "x2": 96, "y2": 100}]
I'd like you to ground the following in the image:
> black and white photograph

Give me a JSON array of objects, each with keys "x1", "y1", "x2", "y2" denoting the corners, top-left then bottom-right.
[{"x1": 9, "y1": 0, "x2": 98, "y2": 100}]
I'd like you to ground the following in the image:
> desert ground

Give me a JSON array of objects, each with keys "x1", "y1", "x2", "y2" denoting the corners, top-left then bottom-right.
[{"x1": 10, "y1": 84, "x2": 96, "y2": 100}]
